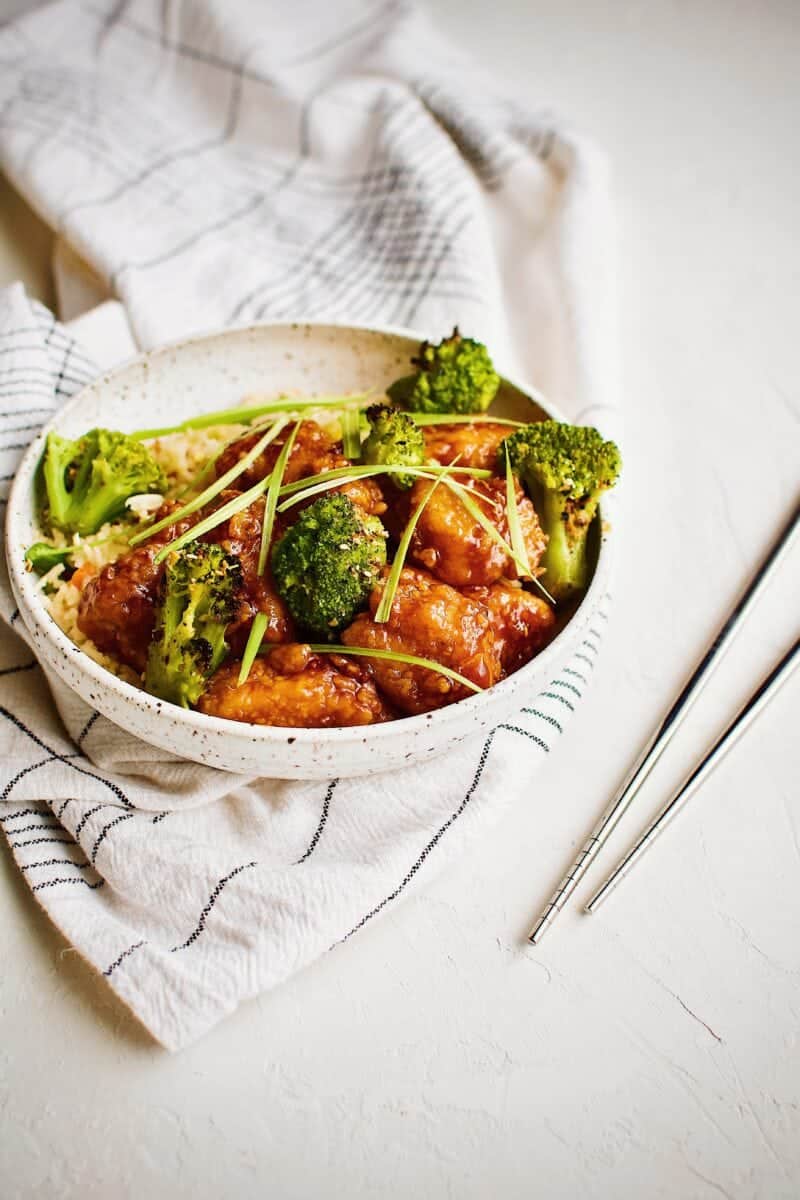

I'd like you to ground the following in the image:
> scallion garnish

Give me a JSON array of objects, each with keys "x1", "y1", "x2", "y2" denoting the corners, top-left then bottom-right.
[
  {"x1": 130, "y1": 418, "x2": 289, "y2": 546},
  {"x1": 133, "y1": 393, "x2": 369, "y2": 441},
  {"x1": 153, "y1": 474, "x2": 273, "y2": 564},
  {"x1": 257, "y1": 421, "x2": 300, "y2": 576},
  {"x1": 408, "y1": 413, "x2": 525, "y2": 427},
  {"x1": 276, "y1": 463, "x2": 491, "y2": 513},
  {"x1": 278, "y1": 462, "x2": 490, "y2": 498},
  {"x1": 277, "y1": 466, "x2": 385, "y2": 512},
  {"x1": 374, "y1": 460, "x2": 458, "y2": 624},
  {"x1": 504, "y1": 453, "x2": 532, "y2": 579},
  {"x1": 440, "y1": 472, "x2": 554, "y2": 604},
  {"x1": 341, "y1": 407, "x2": 362, "y2": 461},
  {"x1": 237, "y1": 612, "x2": 268, "y2": 686},
  {"x1": 171, "y1": 414, "x2": 273, "y2": 500},
  {"x1": 172, "y1": 445, "x2": 226, "y2": 501},
  {"x1": 436, "y1": 474, "x2": 532, "y2": 579},
  {"x1": 237, "y1": 422, "x2": 302, "y2": 687},
  {"x1": 305, "y1": 644, "x2": 483, "y2": 694}
]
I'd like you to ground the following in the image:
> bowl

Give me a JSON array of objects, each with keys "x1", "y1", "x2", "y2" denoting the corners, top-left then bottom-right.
[{"x1": 5, "y1": 321, "x2": 612, "y2": 779}]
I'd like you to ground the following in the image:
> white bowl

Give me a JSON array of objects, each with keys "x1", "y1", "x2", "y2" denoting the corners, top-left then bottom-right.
[{"x1": 5, "y1": 321, "x2": 612, "y2": 779}]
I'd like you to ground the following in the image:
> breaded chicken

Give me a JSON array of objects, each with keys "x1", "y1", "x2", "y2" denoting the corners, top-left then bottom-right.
[
  {"x1": 342, "y1": 566, "x2": 501, "y2": 715},
  {"x1": 405, "y1": 476, "x2": 546, "y2": 588},
  {"x1": 423, "y1": 422, "x2": 511, "y2": 470},
  {"x1": 198, "y1": 643, "x2": 393, "y2": 727},
  {"x1": 464, "y1": 581, "x2": 556, "y2": 673}
]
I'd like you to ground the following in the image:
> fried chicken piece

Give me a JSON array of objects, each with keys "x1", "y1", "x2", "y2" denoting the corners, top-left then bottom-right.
[
  {"x1": 198, "y1": 643, "x2": 393, "y2": 727},
  {"x1": 464, "y1": 582, "x2": 556, "y2": 674},
  {"x1": 76, "y1": 504, "x2": 195, "y2": 673},
  {"x1": 423, "y1": 422, "x2": 511, "y2": 470},
  {"x1": 406, "y1": 476, "x2": 546, "y2": 588},
  {"x1": 215, "y1": 419, "x2": 386, "y2": 517},
  {"x1": 341, "y1": 566, "x2": 501, "y2": 715}
]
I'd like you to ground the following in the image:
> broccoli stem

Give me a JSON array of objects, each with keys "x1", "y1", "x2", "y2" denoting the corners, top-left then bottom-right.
[
  {"x1": 537, "y1": 487, "x2": 590, "y2": 601},
  {"x1": 42, "y1": 436, "x2": 73, "y2": 531},
  {"x1": 76, "y1": 483, "x2": 133, "y2": 536}
]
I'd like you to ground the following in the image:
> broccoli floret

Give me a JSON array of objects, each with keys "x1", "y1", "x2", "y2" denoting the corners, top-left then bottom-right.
[
  {"x1": 271, "y1": 493, "x2": 387, "y2": 637},
  {"x1": 387, "y1": 328, "x2": 500, "y2": 414},
  {"x1": 144, "y1": 543, "x2": 242, "y2": 708},
  {"x1": 42, "y1": 427, "x2": 166, "y2": 537},
  {"x1": 361, "y1": 403, "x2": 425, "y2": 489},
  {"x1": 500, "y1": 420, "x2": 621, "y2": 602}
]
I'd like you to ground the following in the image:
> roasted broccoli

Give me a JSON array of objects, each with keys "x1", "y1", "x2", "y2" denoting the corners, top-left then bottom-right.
[
  {"x1": 41, "y1": 427, "x2": 166, "y2": 537},
  {"x1": 361, "y1": 403, "x2": 425, "y2": 489},
  {"x1": 271, "y1": 493, "x2": 387, "y2": 636},
  {"x1": 499, "y1": 420, "x2": 621, "y2": 601},
  {"x1": 144, "y1": 543, "x2": 242, "y2": 708},
  {"x1": 387, "y1": 328, "x2": 500, "y2": 414}
]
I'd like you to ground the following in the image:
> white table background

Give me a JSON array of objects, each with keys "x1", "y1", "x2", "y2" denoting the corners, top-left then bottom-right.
[{"x1": 1, "y1": 1, "x2": 799, "y2": 1197}]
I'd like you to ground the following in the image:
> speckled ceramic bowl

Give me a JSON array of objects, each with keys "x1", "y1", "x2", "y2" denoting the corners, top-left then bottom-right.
[{"x1": 5, "y1": 322, "x2": 612, "y2": 779}]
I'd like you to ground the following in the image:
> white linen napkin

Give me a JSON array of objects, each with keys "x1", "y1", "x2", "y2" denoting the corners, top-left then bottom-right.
[{"x1": 0, "y1": 0, "x2": 615, "y2": 1049}]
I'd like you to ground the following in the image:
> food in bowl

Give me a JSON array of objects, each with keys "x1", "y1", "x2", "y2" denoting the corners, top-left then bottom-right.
[{"x1": 24, "y1": 330, "x2": 620, "y2": 729}]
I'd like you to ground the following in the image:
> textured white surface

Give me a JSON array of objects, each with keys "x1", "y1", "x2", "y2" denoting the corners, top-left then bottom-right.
[{"x1": 1, "y1": 1, "x2": 799, "y2": 1197}]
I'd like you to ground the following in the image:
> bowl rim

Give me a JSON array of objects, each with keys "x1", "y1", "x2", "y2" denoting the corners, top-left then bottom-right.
[{"x1": 5, "y1": 317, "x2": 613, "y2": 747}]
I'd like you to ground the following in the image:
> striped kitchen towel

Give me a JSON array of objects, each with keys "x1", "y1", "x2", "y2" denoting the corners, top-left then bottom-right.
[{"x1": 0, "y1": 0, "x2": 616, "y2": 1049}]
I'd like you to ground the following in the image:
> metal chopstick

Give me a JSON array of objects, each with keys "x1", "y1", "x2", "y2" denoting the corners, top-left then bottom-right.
[
  {"x1": 585, "y1": 637, "x2": 800, "y2": 911},
  {"x1": 528, "y1": 498, "x2": 800, "y2": 944}
]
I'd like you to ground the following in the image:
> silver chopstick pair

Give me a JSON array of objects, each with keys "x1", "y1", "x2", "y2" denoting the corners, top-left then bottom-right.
[
  {"x1": 528, "y1": 498, "x2": 800, "y2": 944},
  {"x1": 586, "y1": 636, "x2": 799, "y2": 911}
]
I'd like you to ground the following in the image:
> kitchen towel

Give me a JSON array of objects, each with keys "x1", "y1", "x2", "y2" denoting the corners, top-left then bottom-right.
[{"x1": 0, "y1": 0, "x2": 616, "y2": 1049}]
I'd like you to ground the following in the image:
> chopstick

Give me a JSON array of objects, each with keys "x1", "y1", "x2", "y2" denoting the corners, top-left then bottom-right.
[
  {"x1": 527, "y1": 498, "x2": 800, "y2": 945},
  {"x1": 585, "y1": 637, "x2": 799, "y2": 911}
]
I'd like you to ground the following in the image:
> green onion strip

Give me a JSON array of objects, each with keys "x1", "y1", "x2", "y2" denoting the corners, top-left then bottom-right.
[
  {"x1": 172, "y1": 444, "x2": 228, "y2": 501},
  {"x1": 257, "y1": 421, "x2": 300, "y2": 576},
  {"x1": 237, "y1": 422, "x2": 302, "y2": 686},
  {"x1": 130, "y1": 418, "x2": 289, "y2": 546},
  {"x1": 153, "y1": 475, "x2": 274, "y2": 564},
  {"x1": 276, "y1": 463, "x2": 491, "y2": 513},
  {"x1": 237, "y1": 612, "x2": 268, "y2": 687},
  {"x1": 435, "y1": 474, "x2": 532, "y2": 579},
  {"x1": 504, "y1": 453, "x2": 533, "y2": 579},
  {"x1": 374, "y1": 459, "x2": 459, "y2": 624},
  {"x1": 170, "y1": 412, "x2": 279, "y2": 500},
  {"x1": 341, "y1": 407, "x2": 362, "y2": 461},
  {"x1": 305, "y1": 644, "x2": 484, "y2": 694},
  {"x1": 408, "y1": 413, "x2": 525, "y2": 427},
  {"x1": 277, "y1": 466, "x2": 385, "y2": 513},
  {"x1": 133, "y1": 393, "x2": 370, "y2": 441},
  {"x1": 442, "y1": 468, "x2": 554, "y2": 604}
]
